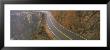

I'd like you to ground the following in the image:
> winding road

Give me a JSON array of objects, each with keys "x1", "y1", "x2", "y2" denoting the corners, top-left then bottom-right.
[
  {"x1": 40, "y1": 11, "x2": 87, "y2": 40},
  {"x1": 11, "y1": 11, "x2": 88, "y2": 40}
]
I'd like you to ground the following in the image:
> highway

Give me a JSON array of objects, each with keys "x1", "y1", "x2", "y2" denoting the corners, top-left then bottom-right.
[
  {"x1": 11, "y1": 11, "x2": 88, "y2": 40},
  {"x1": 40, "y1": 11, "x2": 88, "y2": 40}
]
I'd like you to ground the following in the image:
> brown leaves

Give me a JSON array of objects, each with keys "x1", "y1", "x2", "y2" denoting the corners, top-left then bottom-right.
[{"x1": 51, "y1": 11, "x2": 100, "y2": 40}]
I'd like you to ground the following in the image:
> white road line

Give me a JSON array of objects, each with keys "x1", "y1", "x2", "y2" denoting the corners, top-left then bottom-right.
[
  {"x1": 48, "y1": 15, "x2": 72, "y2": 40},
  {"x1": 46, "y1": 20, "x2": 60, "y2": 40}
]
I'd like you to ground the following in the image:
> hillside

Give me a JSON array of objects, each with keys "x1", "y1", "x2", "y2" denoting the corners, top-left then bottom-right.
[{"x1": 50, "y1": 11, "x2": 100, "y2": 40}]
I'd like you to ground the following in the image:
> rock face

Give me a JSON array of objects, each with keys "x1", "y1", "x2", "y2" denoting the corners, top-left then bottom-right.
[
  {"x1": 10, "y1": 10, "x2": 50, "y2": 40},
  {"x1": 51, "y1": 11, "x2": 100, "y2": 40}
]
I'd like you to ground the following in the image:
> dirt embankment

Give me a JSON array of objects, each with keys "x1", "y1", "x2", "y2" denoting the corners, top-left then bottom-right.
[{"x1": 50, "y1": 11, "x2": 100, "y2": 40}]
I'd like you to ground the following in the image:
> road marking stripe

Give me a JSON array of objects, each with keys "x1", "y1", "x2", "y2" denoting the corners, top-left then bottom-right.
[
  {"x1": 53, "y1": 23, "x2": 72, "y2": 40},
  {"x1": 48, "y1": 15, "x2": 72, "y2": 40},
  {"x1": 46, "y1": 19, "x2": 60, "y2": 40}
]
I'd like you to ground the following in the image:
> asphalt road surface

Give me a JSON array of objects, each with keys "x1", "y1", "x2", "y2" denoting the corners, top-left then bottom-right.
[{"x1": 40, "y1": 11, "x2": 87, "y2": 40}]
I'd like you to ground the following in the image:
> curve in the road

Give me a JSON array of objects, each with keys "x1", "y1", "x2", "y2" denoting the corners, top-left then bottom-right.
[{"x1": 40, "y1": 11, "x2": 88, "y2": 40}]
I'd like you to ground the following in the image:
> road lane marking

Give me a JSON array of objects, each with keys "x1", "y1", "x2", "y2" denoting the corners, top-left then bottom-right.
[
  {"x1": 46, "y1": 17, "x2": 60, "y2": 40},
  {"x1": 48, "y1": 15, "x2": 72, "y2": 40}
]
